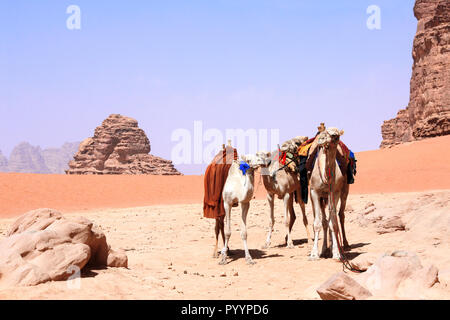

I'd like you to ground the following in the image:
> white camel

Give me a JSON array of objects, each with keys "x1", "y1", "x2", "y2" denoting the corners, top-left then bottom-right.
[
  {"x1": 219, "y1": 154, "x2": 265, "y2": 265},
  {"x1": 309, "y1": 127, "x2": 346, "y2": 260}
]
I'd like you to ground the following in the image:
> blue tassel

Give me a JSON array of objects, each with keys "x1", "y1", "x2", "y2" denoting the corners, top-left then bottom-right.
[{"x1": 239, "y1": 161, "x2": 250, "y2": 175}]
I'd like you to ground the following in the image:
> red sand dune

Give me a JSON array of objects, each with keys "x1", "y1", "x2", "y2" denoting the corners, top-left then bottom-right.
[{"x1": 0, "y1": 135, "x2": 449, "y2": 217}]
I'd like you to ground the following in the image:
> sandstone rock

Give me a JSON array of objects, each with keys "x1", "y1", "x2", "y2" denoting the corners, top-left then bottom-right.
[
  {"x1": 0, "y1": 208, "x2": 128, "y2": 287},
  {"x1": 376, "y1": 216, "x2": 406, "y2": 234},
  {"x1": 381, "y1": 0, "x2": 450, "y2": 147},
  {"x1": 319, "y1": 251, "x2": 441, "y2": 300},
  {"x1": 351, "y1": 253, "x2": 379, "y2": 271},
  {"x1": 107, "y1": 248, "x2": 128, "y2": 268},
  {"x1": 66, "y1": 114, "x2": 181, "y2": 175},
  {"x1": 438, "y1": 269, "x2": 450, "y2": 287},
  {"x1": 317, "y1": 272, "x2": 372, "y2": 300},
  {"x1": 357, "y1": 251, "x2": 428, "y2": 299},
  {"x1": 417, "y1": 264, "x2": 439, "y2": 288}
]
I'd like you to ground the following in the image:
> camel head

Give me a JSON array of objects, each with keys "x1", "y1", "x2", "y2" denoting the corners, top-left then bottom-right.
[
  {"x1": 254, "y1": 151, "x2": 272, "y2": 167},
  {"x1": 317, "y1": 127, "x2": 344, "y2": 149},
  {"x1": 241, "y1": 153, "x2": 267, "y2": 169},
  {"x1": 280, "y1": 136, "x2": 308, "y2": 154}
]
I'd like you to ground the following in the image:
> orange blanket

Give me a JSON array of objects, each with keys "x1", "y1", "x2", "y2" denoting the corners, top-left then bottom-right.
[{"x1": 203, "y1": 147, "x2": 237, "y2": 219}]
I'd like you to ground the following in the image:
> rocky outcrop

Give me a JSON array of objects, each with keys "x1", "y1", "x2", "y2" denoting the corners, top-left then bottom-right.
[
  {"x1": 66, "y1": 114, "x2": 181, "y2": 175},
  {"x1": 0, "y1": 208, "x2": 127, "y2": 287},
  {"x1": 1, "y1": 142, "x2": 80, "y2": 174},
  {"x1": 318, "y1": 251, "x2": 440, "y2": 300},
  {"x1": 7, "y1": 142, "x2": 51, "y2": 174},
  {"x1": 381, "y1": 0, "x2": 450, "y2": 147}
]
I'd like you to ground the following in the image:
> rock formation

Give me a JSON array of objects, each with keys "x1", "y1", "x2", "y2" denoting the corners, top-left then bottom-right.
[
  {"x1": 1, "y1": 142, "x2": 80, "y2": 174},
  {"x1": 7, "y1": 142, "x2": 51, "y2": 174},
  {"x1": 66, "y1": 114, "x2": 181, "y2": 175},
  {"x1": 317, "y1": 251, "x2": 439, "y2": 300},
  {"x1": 42, "y1": 142, "x2": 80, "y2": 174},
  {"x1": 0, "y1": 150, "x2": 8, "y2": 172},
  {"x1": 380, "y1": 0, "x2": 450, "y2": 147},
  {"x1": 0, "y1": 208, "x2": 127, "y2": 287}
]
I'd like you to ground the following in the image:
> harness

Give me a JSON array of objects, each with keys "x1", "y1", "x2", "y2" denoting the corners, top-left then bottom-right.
[{"x1": 270, "y1": 148, "x2": 298, "y2": 179}]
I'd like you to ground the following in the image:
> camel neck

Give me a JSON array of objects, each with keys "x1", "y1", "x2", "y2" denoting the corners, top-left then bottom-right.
[{"x1": 317, "y1": 145, "x2": 337, "y2": 186}]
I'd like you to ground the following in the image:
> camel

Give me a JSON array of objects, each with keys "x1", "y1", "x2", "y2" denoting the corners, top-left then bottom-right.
[
  {"x1": 257, "y1": 137, "x2": 312, "y2": 249},
  {"x1": 306, "y1": 125, "x2": 352, "y2": 249},
  {"x1": 308, "y1": 127, "x2": 346, "y2": 260},
  {"x1": 219, "y1": 154, "x2": 265, "y2": 265}
]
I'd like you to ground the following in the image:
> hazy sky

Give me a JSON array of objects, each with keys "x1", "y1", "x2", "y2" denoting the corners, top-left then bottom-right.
[{"x1": 1, "y1": 0, "x2": 417, "y2": 174}]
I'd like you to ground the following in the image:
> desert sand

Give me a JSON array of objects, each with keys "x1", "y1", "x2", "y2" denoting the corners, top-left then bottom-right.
[
  {"x1": 0, "y1": 136, "x2": 449, "y2": 299},
  {"x1": 0, "y1": 135, "x2": 449, "y2": 218}
]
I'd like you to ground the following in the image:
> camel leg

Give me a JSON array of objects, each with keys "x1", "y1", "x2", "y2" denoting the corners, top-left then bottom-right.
[
  {"x1": 285, "y1": 195, "x2": 296, "y2": 246},
  {"x1": 262, "y1": 193, "x2": 275, "y2": 249},
  {"x1": 339, "y1": 183, "x2": 350, "y2": 250},
  {"x1": 320, "y1": 198, "x2": 329, "y2": 258},
  {"x1": 219, "y1": 202, "x2": 232, "y2": 265},
  {"x1": 284, "y1": 193, "x2": 294, "y2": 248},
  {"x1": 213, "y1": 218, "x2": 220, "y2": 258},
  {"x1": 240, "y1": 202, "x2": 255, "y2": 265},
  {"x1": 329, "y1": 191, "x2": 341, "y2": 260},
  {"x1": 288, "y1": 194, "x2": 296, "y2": 234},
  {"x1": 298, "y1": 200, "x2": 311, "y2": 244},
  {"x1": 309, "y1": 189, "x2": 321, "y2": 260}
]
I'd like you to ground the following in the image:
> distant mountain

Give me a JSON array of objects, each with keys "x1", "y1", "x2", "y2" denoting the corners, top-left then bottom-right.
[
  {"x1": 42, "y1": 142, "x2": 80, "y2": 174},
  {"x1": 0, "y1": 150, "x2": 8, "y2": 171},
  {"x1": 7, "y1": 142, "x2": 51, "y2": 174},
  {"x1": 0, "y1": 141, "x2": 80, "y2": 174}
]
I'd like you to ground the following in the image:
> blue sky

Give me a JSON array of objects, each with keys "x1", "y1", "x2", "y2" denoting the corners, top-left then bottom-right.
[{"x1": 0, "y1": 0, "x2": 417, "y2": 174}]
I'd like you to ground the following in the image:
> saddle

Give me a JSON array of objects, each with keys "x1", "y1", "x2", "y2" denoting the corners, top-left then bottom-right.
[{"x1": 203, "y1": 146, "x2": 238, "y2": 219}]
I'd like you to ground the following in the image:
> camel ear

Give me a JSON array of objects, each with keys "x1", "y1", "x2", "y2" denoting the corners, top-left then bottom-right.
[{"x1": 339, "y1": 130, "x2": 344, "y2": 136}]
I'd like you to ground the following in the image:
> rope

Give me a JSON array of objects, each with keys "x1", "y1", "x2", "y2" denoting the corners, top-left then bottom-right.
[
  {"x1": 327, "y1": 160, "x2": 363, "y2": 273},
  {"x1": 252, "y1": 170, "x2": 263, "y2": 199}
]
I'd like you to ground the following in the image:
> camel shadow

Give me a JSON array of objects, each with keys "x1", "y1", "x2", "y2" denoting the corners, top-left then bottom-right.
[
  {"x1": 343, "y1": 251, "x2": 364, "y2": 260},
  {"x1": 80, "y1": 266, "x2": 108, "y2": 278},
  {"x1": 80, "y1": 269, "x2": 100, "y2": 278},
  {"x1": 274, "y1": 238, "x2": 309, "y2": 248},
  {"x1": 347, "y1": 242, "x2": 371, "y2": 250},
  {"x1": 227, "y1": 249, "x2": 282, "y2": 263}
]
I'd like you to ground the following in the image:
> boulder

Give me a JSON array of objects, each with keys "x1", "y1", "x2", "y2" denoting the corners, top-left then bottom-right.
[
  {"x1": 350, "y1": 253, "x2": 379, "y2": 271},
  {"x1": 0, "y1": 208, "x2": 128, "y2": 288},
  {"x1": 317, "y1": 272, "x2": 372, "y2": 300},
  {"x1": 438, "y1": 268, "x2": 450, "y2": 287},
  {"x1": 318, "y1": 251, "x2": 442, "y2": 300}
]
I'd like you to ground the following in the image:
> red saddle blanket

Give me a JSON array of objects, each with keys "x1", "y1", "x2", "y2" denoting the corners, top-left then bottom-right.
[{"x1": 203, "y1": 147, "x2": 237, "y2": 219}]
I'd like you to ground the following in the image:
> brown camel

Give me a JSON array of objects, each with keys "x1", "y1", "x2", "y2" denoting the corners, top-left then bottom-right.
[
  {"x1": 257, "y1": 138, "x2": 312, "y2": 249},
  {"x1": 308, "y1": 127, "x2": 346, "y2": 260},
  {"x1": 306, "y1": 126, "x2": 351, "y2": 249}
]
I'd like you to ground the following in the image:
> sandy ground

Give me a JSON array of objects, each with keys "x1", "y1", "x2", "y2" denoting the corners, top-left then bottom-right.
[
  {"x1": 0, "y1": 189, "x2": 448, "y2": 300},
  {"x1": 0, "y1": 135, "x2": 449, "y2": 217},
  {"x1": 0, "y1": 136, "x2": 448, "y2": 299}
]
